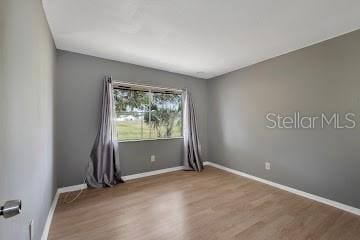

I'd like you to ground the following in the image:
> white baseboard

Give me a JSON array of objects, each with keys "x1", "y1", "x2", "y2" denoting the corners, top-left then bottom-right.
[
  {"x1": 122, "y1": 166, "x2": 185, "y2": 181},
  {"x1": 205, "y1": 161, "x2": 360, "y2": 216},
  {"x1": 58, "y1": 183, "x2": 87, "y2": 193},
  {"x1": 41, "y1": 190, "x2": 60, "y2": 240}
]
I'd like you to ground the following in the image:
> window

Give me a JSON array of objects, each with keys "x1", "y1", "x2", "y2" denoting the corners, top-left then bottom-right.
[{"x1": 113, "y1": 83, "x2": 183, "y2": 141}]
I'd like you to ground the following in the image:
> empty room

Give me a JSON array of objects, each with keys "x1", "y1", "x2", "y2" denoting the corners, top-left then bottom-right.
[{"x1": 1, "y1": 0, "x2": 360, "y2": 239}]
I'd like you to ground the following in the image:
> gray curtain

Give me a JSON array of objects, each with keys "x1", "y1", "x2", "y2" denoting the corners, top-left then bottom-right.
[
  {"x1": 86, "y1": 76, "x2": 123, "y2": 188},
  {"x1": 183, "y1": 89, "x2": 203, "y2": 172}
]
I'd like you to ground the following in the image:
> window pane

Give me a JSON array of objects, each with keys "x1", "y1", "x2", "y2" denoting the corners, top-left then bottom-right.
[
  {"x1": 150, "y1": 92, "x2": 182, "y2": 138},
  {"x1": 113, "y1": 88, "x2": 149, "y2": 112},
  {"x1": 114, "y1": 89, "x2": 151, "y2": 140},
  {"x1": 115, "y1": 112, "x2": 151, "y2": 140}
]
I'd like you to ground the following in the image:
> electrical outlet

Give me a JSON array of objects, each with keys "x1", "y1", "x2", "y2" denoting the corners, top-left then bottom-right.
[
  {"x1": 265, "y1": 162, "x2": 271, "y2": 170},
  {"x1": 150, "y1": 155, "x2": 156, "y2": 162},
  {"x1": 28, "y1": 219, "x2": 34, "y2": 240}
]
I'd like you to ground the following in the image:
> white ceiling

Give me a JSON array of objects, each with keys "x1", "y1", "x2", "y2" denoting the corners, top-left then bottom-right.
[{"x1": 43, "y1": 0, "x2": 360, "y2": 79}]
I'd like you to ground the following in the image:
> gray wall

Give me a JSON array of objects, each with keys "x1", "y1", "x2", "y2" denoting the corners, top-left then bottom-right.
[
  {"x1": 55, "y1": 50, "x2": 208, "y2": 187},
  {"x1": 207, "y1": 30, "x2": 360, "y2": 208},
  {"x1": 0, "y1": 0, "x2": 56, "y2": 239}
]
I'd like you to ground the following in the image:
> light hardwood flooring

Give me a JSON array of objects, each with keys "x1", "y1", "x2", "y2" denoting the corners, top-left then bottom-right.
[{"x1": 49, "y1": 166, "x2": 360, "y2": 240}]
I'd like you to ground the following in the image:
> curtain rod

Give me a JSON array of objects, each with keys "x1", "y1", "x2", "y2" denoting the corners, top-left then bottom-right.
[{"x1": 112, "y1": 80, "x2": 184, "y2": 93}]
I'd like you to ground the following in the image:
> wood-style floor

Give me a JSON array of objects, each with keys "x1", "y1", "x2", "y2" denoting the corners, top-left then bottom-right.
[{"x1": 49, "y1": 166, "x2": 360, "y2": 240}]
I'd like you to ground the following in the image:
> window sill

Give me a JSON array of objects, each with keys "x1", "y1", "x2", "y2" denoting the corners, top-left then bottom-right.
[{"x1": 117, "y1": 137, "x2": 183, "y2": 143}]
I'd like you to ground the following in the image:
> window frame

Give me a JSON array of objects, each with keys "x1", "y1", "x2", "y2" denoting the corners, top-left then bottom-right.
[{"x1": 112, "y1": 81, "x2": 184, "y2": 143}]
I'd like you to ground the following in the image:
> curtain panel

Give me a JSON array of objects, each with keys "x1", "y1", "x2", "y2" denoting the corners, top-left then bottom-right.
[
  {"x1": 183, "y1": 89, "x2": 203, "y2": 172},
  {"x1": 86, "y1": 76, "x2": 123, "y2": 188}
]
